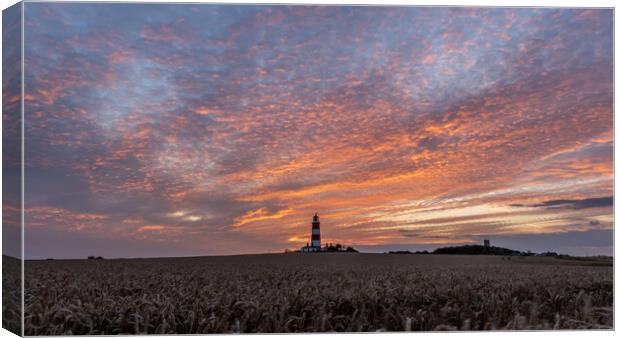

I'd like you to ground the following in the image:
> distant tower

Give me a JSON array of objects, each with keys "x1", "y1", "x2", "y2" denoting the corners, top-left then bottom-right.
[
  {"x1": 484, "y1": 239, "x2": 490, "y2": 248},
  {"x1": 311, "y1": 213, "x2": 321, "y2": 248}
]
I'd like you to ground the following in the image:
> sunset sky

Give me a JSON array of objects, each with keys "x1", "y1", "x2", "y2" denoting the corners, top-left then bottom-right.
[{"x1": 18, "y1": 4, "x2": 612, "y2": 258}]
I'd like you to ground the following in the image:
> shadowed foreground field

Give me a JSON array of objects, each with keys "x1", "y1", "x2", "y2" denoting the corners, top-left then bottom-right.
[
  {"x1": 3, "y1": 256, "x2": 21, "y2": 335},
  {"x1": 24, "y1": 253, "x2": 612, "y2": 334}
]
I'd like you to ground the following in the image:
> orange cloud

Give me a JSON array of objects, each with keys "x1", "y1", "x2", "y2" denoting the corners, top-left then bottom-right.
[{"x1": 233, "y1": 207, "x2": 293, "y2": 228}]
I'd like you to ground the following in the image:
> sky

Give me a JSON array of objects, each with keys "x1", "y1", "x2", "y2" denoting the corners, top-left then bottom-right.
[{"x1": 15, "y1": 4, "x2": 613, "y2": 258}]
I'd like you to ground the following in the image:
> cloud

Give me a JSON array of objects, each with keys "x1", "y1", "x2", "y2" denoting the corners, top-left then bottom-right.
[{"x1": 513, "y1": 196, "x2": 613, "y2": 210}]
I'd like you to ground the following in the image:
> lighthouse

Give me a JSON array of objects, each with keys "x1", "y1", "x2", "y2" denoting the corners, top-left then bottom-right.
[{"x1": 311, "y1": 213, "x2": 321, "y2": 249}]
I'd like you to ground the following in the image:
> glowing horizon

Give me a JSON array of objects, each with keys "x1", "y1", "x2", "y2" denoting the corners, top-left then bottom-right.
[{"x1": 12, "y1": 4, "x2": 613, "y2": 258}]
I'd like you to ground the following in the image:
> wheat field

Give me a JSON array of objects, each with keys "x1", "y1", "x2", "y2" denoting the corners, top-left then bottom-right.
[{"x1": 23, "y1": 253, "x2": 612, "y2": 335}]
